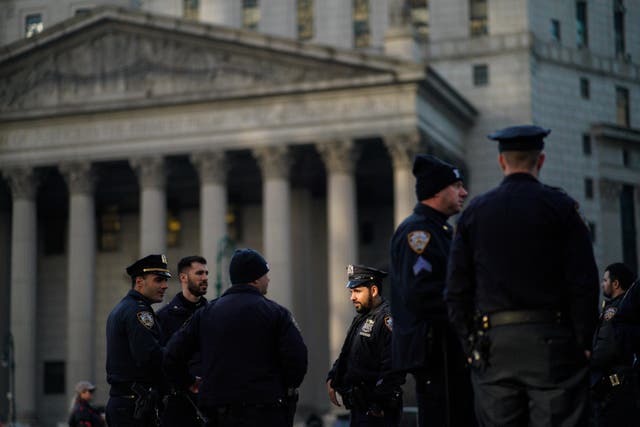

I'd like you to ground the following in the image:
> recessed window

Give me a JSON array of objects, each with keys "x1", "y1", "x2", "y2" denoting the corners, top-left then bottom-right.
[
  {"x1": 98, "y1": 205, "x2": 121, "y2": 252},
  {"x1": 469, "y1": 0, "x2": 488, "y2": 36},
  {"x1": 582, "y1": 134, "x2": 592, "y2": 156},
  {"x1": 167, "y1": 209, "x2": 182, "y2": 248},
  {"x1": 297, "y1": 0, "x2": 314, "y2": 41},
  {"x1": 551, "y1": 19, "x2": 561, "y2": 42},
  {"x1": 353, "y1": 0, "x2": 371, "y2": 48},
  {"x1": 616, "y1": 86, "x2": 630, "y2": 127},
  {"x1": 25, "y1": 13, "x2": 43, "y2": 38},
  {"x1": 43, "y1": 216, "x2": 66, "y2": 255},
  {"x1": 576, "y1": 1, "x2": 588, "y2": 48},
  {"x1": 614, "y1": 0, "x2": 626, "y2": 55},
  {"x1": 44, "y1": 361, "x2": 65, "y2": 395},
  {"x1": 242, "y1": 0, "x2": 260, "y2": 30},
  {"x1": 580, "y1": 78, "x2": 590, "y2": 99},
  {"x1": 411, "y1": 0, "x2": 429, "y2": 39},
  {"x1": 360, "y1": 221, "x2": 374, "y2": 245},
  {"x1": 623, "y1": 149, "x2": 630, "y2": 167},
  {"x1": 473, "y1": 64, "x2": 489, "y2": 86},
  {"x1": 183, "y1": 0, "x2": 199, "y2": 20},
  {"x1": 585, "y1": 177, "x2": 594, "y2": 199}
]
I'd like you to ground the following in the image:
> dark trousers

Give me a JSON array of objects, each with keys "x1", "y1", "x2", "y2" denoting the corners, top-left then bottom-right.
[
  {"x1": 203, "y1": 405, "x2": 288, "y2": 427},
  {"x1": 161, "y1": 392, "x2": 202, "y2": 427},
  {"x1": 413, "y1": 323, "x2": 475, "y2": 427},
  {"x1": 472, "y1": 323, "x2": 589, "y2": 427},
  {"x1": 350, "y1": 409, "x2": 401, "y2": 427},
  {"x1": 106, "y1": 396, "x2": 157, "y2": 427},
  {"x1": 591, "y1": 371, "x2": 640, "y2": 427}
]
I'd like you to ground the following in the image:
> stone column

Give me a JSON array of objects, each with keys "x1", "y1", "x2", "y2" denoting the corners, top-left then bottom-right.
[
  {"x1": 192, "y1": 151, "x2": 227, "y2": 284},
  {"x1": 253, "y1": 146, "x2": 293, "y2": 309},
  {"x1": 385, "y1": 132, "x2": 421, "y2": 227},
  {"x1": 3, "y1": 167, "x2": 38, "y2": 426},
  {"x1": 60, "y1": 161, "x2": 96, "y2": 394},
  {"x1": 316, "y1": 140, "x2": 360, "y2": 361},
  {"x1": 131, "y1": 157, "x2": 166, "y2": 256}
]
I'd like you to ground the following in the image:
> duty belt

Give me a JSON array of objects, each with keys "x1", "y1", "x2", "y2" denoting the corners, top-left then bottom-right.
[{"x1": 481, "y1": 310, "x2": 563, "y2": 330}]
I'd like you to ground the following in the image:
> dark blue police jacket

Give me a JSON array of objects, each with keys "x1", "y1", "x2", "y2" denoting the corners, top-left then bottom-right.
[
  {"x1": 157, "y1": 292, "x2": 207, "y2": 377},
  {"x1": 390, "y1": 202, "x2": 454, "y2": 371},
  {"x1": 106, "y1": 289, "x2": 165, "y2": 387},
  {"x1": 446, "y1": 173, "x2": 599, "y2": 351},
  {"x1": 163, "y1": 284, "x2": 308, "y2": 408}
]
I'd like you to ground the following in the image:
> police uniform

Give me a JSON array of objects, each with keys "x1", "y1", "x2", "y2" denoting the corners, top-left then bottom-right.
[
  {"x1": 328, "y1": 265, "x2": 404, "y2": 427},
  {"x1": 389, "y1": 155, "x2": 474, "y2": 427},
  {"x1": 163, "y1": 248, "x2": 308, "y2": 427},
  {"x1": 157, "y1": 292, "x2": 208, "y2": 427},
  {"x1": 591, "y1": 265, "x2": 640, "y2": 427},
  {"x1": 445, "y1": 125, "x2": 600, "y2": 426},
  {"x1": 105, "y1": 254, "x2": 170, "y2": 427}
]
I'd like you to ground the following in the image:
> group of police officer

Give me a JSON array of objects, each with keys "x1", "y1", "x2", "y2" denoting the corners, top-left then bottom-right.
[{"x1": 104, "y1": 125, "x2": 639, "y2": 427}]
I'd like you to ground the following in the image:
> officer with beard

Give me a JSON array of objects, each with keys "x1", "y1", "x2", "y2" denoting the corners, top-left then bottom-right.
[
  {"x1": 157, "y1": 256, "x2": 209, "y2": 426},
  {"x1": 327, "y1": 265, "x2": 404, "y2": 426}
]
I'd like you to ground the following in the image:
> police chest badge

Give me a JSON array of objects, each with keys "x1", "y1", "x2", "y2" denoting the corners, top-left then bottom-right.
[
  {"x1": 407, "y1": 231, "x2": 430, "y2": 254},
  {"x1": 360, "y1": 318, "x2": 375, "y2": 337},
  {"x1": 603, "y1": 306, "x2": 617, "y2": 321},
  {"x1": 137, "y1": 311, "x2": 155, "y2": 329}
]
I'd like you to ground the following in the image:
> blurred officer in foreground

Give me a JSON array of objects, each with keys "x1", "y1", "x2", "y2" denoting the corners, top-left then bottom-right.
[
  {"x1": 591, "y1": 263, "x2": 640, "y2": 426},
  {"x1": 446, "y1": 125, "x2": 600, "y2": 426},
  {"x1": 106, "y1": 254, "x2": 171, "y2": 427},
  {"x1": 327, "y1": 265, "x2": 404, "y2": 426},
  {"x1": 389, "y1": 154, "x2": 474, "y2": 427},
  {"x1": 163, "y1": 248, "x2": 308, "y2": 427},
  {"x1": 157, "y1": 255, "x2": 209, "y2": 427}
]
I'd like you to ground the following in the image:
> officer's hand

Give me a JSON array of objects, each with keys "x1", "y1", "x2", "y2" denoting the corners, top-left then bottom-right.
[
  {"x1": 326, "y1": 380, "x2": 341, "y2": 407},
  {"x1": 584, "y1": 350, "x2": 591, "y2": 360},
  {"x1": 366, "y1": 407, "x2": 384, "y2": 418}
]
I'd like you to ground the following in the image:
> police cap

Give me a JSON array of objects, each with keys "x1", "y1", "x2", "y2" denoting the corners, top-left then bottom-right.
[
  {"x1": 346, "y1": 264, "x2": 388, "y2": 289},
  {"x1": 488, "y1": 125, "x2": 551, "y2": 152},
  {"x1": 126, "y1": 254, "x2": 171, "y2": 279},
  {"x1": 412, "y1": 154, "x2": 463, "y2": 201}
]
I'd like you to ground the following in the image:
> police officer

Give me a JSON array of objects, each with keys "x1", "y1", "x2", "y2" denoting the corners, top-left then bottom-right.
[
  {"x1": 389, "y1": 154, "x2": 473, "y2": 427},
  {"x1": 106, "y1": 254, "x2": 171, "y2": 427},
  {"x1": 591, "y1": 263, "x2": 640, "y2": 426},
  {"x1": 157, "y1": 255, "x2": 209, "y2": 427},
  {"x1": 446, "y1": 125, "x2": 600, "y2": 426},
  {"x1": 163, "y1": 248, "x2": 308, "y2": 427},
  {"x1": 327, "y1": 265, "x2": 404, "y2": 427}
]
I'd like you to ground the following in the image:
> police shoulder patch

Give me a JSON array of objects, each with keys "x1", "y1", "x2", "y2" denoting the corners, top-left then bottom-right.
[
  {"x1": 407, "y1": 231, "x2": 431, "y2": 254},
  {"x1": 603, "y1": 307, "x2": 617, "y2": 321},
  {"x1": 136, "y1": 311, "x2": 155, "y2": 329},
  {"x1": 384, "y1": 315, "x2": 393, "y2": 332}
]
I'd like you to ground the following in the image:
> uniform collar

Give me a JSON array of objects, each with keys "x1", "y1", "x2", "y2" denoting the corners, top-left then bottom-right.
[
  {"x1": 176, "y1": 291, "x2": 207, "y2": 309},
  {"x1": 222, "y1": 283, "x2": 263, "y2": 297},
  {"x1": 501, "y1": 172, "x2": 539, "y2": 184},
  {"x1": 128, "y1": 289, "x2": 154, "y2": 306},
  {"x1": 414, "y1": 202, "x2": 449, "y2": 224}
]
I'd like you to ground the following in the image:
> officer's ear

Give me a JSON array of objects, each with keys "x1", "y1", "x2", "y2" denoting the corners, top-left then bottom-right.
[{"x1": 370, "y1": 284, "x2": 379, "y2": 298}]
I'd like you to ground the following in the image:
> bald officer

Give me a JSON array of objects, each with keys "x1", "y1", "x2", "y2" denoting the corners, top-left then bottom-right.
[
  {"x1": 106, "y1": 254, "x2": 170, "y2": 427},
  {"x1": 446, "y1": 125, "x2": 599, "y2": 426}
]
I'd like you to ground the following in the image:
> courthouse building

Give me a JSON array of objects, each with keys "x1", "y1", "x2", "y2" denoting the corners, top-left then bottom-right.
[{"x1": 0, "y1": 1, "x2": 638, "y2": 425}]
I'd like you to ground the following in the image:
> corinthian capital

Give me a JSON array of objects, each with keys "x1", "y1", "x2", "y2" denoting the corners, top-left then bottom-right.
[
  {"x1": 384, "y1": 131, "x2": 422, "y2": 169},
  {"x1": 130, "y1": 157, "x2": 166, "y2": 190},
  {"x1": 60, "y1": 161, "x2": 95, "y2": 195},
  {"x1": 3, "y1": 166, "x2": 38, "y2": 200},
  {"x1": 191, "y1": 151, "x2": 227, "y2": 185},
  {"x1": 253, "y1": 146, "x2": 291, "y2": 180},
  {"x1": 315, "y1": 140, "x2": 361, "y2": 174}
]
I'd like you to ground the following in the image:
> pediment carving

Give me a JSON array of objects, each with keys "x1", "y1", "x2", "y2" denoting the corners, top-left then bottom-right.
[{"x1": 0, "y1": 22, "x2": 381, "y2": 114}]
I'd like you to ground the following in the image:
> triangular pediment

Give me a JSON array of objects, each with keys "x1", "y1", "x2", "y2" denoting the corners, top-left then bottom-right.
[{"x1": 0, "y1": 6, "x2": 423, "y2": 119}]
